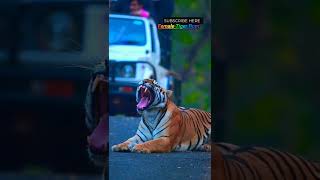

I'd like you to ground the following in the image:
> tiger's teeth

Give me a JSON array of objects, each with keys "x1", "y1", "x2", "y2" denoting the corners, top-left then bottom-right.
[
  {"x1": 144, "y1": 88, "x2": 147, "y2": 93},
  {"x1": 91, "y1": 77, "x2": 100, "y2": 93}
]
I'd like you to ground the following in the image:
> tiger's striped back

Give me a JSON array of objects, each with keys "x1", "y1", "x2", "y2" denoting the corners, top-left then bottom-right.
[
  {"x1": 174, "y1": 107, "x2": 211, "y2": 151},
  {"x1": 213, "y1": 143, "x2": 320, "y2": 180}
]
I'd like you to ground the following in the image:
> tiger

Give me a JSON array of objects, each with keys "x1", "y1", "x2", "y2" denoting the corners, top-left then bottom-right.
[
  {"x1": 111, "y1": 78, "x2": 211, "y2": 153},
  {"x1": 84, "y1": 62, "x2": 108, "y2": 178},
  {"x1": 213, "y1": 142, "x2": 320, "y2": 180}
]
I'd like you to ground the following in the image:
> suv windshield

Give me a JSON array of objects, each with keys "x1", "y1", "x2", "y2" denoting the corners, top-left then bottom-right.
[
  {"x1": 109, "y1": 17, "x2": 146, "y2": 46},
  {"x1": 20, "y1": 5, "x2": 83, "y2": 52}
]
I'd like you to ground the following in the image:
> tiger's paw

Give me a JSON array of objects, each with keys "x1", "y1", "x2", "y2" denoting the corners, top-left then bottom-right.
[
  {"x1": 111, "y1": 143, "x2": 130, "y2": 152},
  {"x1": 131, "y1": 144, "x2": 151, "y2": 153},
  {"x1": 128, "y1": 142, "x2": 137, "y2": 151}
]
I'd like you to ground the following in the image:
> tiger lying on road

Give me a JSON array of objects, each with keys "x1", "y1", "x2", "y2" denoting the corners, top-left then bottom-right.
[{"x1": 112, "y1": 79, "x2": 211, "y2": 153}]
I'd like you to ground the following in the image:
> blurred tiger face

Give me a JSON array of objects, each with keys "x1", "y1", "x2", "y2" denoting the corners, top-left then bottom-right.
[
  {"x1": 85, "y1": 68, "x2": 108, "y2": 166},
  {"x1": 136, "y1": 79, "x2": 172, "y2": 113}
]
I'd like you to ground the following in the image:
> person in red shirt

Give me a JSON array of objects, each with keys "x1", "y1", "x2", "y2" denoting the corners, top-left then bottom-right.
[{"x1": 130, "y1": 0, "x2": 150, "y2": 18}]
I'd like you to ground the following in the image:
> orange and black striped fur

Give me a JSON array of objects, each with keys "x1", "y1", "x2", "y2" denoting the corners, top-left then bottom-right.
[
  {"x1": 213, "y1": 143, "x2": 320, "y2": 180},
  {"x1": 112, "y1": 79, "x2": 211, "y2": 153}
]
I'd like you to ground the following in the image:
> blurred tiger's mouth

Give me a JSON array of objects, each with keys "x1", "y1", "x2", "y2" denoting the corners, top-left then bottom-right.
[
  {"x1": 87, "y1": 75, "x2": 108, "y2": 155},
  {"x1": 87, "y1": 115, "x2": 107, "y2": 154},
  {"x1": 137, "y1": 85, "x2": 154, "y2": 111}
]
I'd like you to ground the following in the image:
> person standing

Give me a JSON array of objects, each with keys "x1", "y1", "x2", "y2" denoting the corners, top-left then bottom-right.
[
  {"x1": 110, "y1": 0, "x2": 153, "y2": 17},
  {"x1": 129, "y1": 0, "x2": 150, "y2": 18}
]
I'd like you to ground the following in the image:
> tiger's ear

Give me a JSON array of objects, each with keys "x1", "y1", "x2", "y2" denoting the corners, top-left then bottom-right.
[{"x1": 166, "y1": 90, "x2": 174, "y2": 100}]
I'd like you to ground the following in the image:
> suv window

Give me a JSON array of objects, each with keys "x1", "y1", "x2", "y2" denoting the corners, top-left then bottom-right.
[
  {"x1": 109, "y1": 17, "x2": 146, "y2": 46},
  {"x1": 19, "y1": 5, "x2": 84, "y2": 52}
]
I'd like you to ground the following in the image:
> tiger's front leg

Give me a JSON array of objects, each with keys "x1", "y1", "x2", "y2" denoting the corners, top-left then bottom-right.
[
  {"x1": 131, "y1": 137, "x2": 172, "y2": 153},
  {"x1": 111, "y1": 135, "x2": 140, "y2": 152}
]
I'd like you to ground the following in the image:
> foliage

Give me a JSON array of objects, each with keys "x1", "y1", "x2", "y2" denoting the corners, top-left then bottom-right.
[
  {"x1": 171, "y1": 0, "x2": 211, "y2": 112},
  {"x1": 216, "y1": 0, "x2": 320, "y2": 159}
]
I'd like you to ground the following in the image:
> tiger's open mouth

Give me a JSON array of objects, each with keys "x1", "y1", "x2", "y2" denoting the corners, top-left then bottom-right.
[
  {"x1": 87, "y1": 75, "x2": 108, "y2": 157},
  {"x1": 137, "y1": 85, "x2": 154, "y2": 111}
]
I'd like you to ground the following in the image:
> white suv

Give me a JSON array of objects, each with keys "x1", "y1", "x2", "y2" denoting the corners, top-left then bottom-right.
[
  {"x1": 108, "y1": 14, "x2": 181, "y2": 115},
  {"x1": 109, "y1": 14, "x2": 171, "y2": 87},
  {"x1": 109, "y1": 14, "x2": 160, "y2": 65}
]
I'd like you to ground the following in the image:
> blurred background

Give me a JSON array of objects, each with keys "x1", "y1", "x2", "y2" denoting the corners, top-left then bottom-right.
[
  {"x1": 214, "y1": 0, "x2": 320, "y2": 160},
  {"x1": 0, "y1": 0, "x2": 107, "y2": 178}
]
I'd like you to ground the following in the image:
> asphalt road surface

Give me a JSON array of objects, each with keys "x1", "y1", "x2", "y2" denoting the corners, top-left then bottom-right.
[{"x1": 109, "y1": 116, "x2": 211, "y2": 180}]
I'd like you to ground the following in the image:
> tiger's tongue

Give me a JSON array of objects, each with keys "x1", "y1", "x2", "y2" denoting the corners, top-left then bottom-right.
[
  {"x1": 137, "y1": 97, "x2": 149, "y2": 109},
  {"x1": 87, "y1": 116, "x2": 107, "y2": 152}
]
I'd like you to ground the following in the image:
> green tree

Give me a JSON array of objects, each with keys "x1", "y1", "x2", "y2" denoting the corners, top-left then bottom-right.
[{"x1": 171, "y1": 0, "x2": 211, "y2": 111}]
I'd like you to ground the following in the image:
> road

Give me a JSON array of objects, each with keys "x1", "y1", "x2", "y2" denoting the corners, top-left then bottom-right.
[{"x1": 109, "y1": 116, "x2": 211, "y2": 180}]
